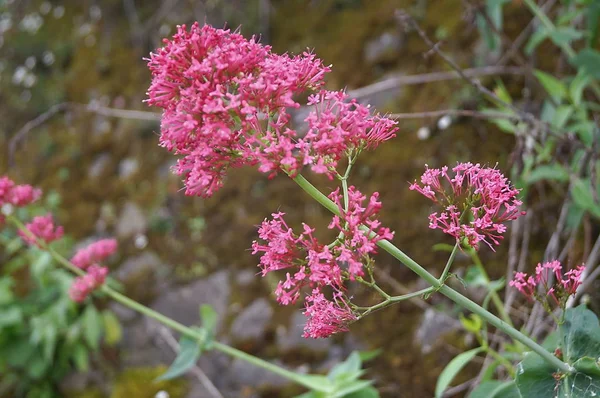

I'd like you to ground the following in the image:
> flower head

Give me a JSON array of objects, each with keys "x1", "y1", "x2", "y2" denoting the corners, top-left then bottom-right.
[
  {"x1": 410, "y1": 163, "x2": 524, "y2": 250},
  {"x1": 252, "y1": 187, "x2": 392, "y2": 338},
  {"x1": 147, "y1": 24, "x2": 396, "y2": 197},
  {"x1": 69, "y1": 265, "x2": 109, "y2": 302},
  {"x1": 510, "y1": 261, "x2": 585, "y2": 308},
  {"x1": 0, "y1": 176, "x2": 41, "y2": 207},
  {"x1": 303, "y1": 289, "x2": 357, "y2": 338},
  {"x1": 19, "y1": 214, "x2": 63, "y2": 246},
  {"x1": 71, "y1": 238, "x2": 118, "y2": 269}
]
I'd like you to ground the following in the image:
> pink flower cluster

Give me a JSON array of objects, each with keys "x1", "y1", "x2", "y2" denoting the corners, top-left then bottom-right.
[
  {"x1": 68, "y1": 239, "x2": 117, "y2": 302},
  {"x1": 410, "y1": 163, "x2": 524, "y2": 250},
  {"x1": 69, "y1": 265, "x2": 109, "y2": 303},
  {"x1": 147, "y1": 24, "x2": 397, "y2": 198},
  {"x1": 0, "y1": 176, "x2": 41, "y2": 224},
  {"x1": 252, "y1": 187, "x2": 391, "y2": 338},
  {"x1": 19, "y1": 214, "x2": 64, "y2": 246},
  {"x1": 71, "y1": 239, "x2": 118, "y2": 269},
  {"x1": 510, "y1": 260, "x2": 585, "y2": 305}
]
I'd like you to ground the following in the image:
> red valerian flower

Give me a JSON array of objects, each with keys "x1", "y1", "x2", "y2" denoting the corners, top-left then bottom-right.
[
  {"x1": 71, "y1": 238, "x2": 118, "y2": 270},
  {"x1": 302, "y1": 289, "x2": 357, "y2": 338},
  {"x1": 0, "y1": 176, "x2": 41, "y2": 207},
  {"x1": 147, "y1": 24, "x2": 397, "y2": 198},
  {"x1": 19, "y1": 214, "x2": 64, "y2": 246},
  {"x1": 252, "y1": 187, "x2": 392, "y2": 337},
  {"x1": 69, "y1": 265, "x2": 109, "y2": 302},
  {"x1": 510, "y1": 261, "x2": 585, "y2": 306},
  {"x1": 410, "y1": 163, "x2": 524, "y2": 250}
]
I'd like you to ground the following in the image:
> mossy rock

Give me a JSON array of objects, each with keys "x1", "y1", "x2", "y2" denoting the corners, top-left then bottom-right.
[{"x1": 110, "y1": 366, "x2": 188, "y2": 398}]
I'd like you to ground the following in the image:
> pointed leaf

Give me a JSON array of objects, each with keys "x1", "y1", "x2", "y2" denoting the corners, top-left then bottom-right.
[
  {"x1": 571, "y1": 49, "x2": 600, "y2": 79},
  {"x1": 156, "y1": 335, "x2": 202, "y2": 381},
  {"x1": 82, "y1": 305, "x2": 102, "y2": 351},
  {"x1": 534, "y1": 70, "x2": 567, "y2": 101},
  {"x1": 435, "y1": 347, "x2": 484, "y2": 398},
  {"x1": 101, "y1": 310, "x2": 122, "y2": 346},
  {"x1": 469, "y1": 380, "x2": 521, "y2": 398}
]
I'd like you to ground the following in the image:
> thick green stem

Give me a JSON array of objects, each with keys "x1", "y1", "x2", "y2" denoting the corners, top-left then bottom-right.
[
  {"x1": 6, "y1": 216, "x2": 328, "y2": 392},
  {"x1": 292, "y1": 174, "x2": 573, "y2": 373}
]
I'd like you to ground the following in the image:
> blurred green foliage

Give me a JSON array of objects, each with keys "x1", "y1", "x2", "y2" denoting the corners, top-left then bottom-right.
[{"x1": 0, "y1": 193, "x2": 121, "y2": 398}]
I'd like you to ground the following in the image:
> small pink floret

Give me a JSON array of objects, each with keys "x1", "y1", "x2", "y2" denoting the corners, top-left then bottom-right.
[{"x1": 19, "y1": 214, "x2": 64, "y2": 246}]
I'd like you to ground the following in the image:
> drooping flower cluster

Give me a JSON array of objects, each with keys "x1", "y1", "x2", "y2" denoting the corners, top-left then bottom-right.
[
  {"x1": 69, "y1": 265, "x2": 109, "y2": 303},
  {"x1": 510, "y1": 261, "x2": 585, "y2": 308},
  {"x1": 67, "y1": 238, "x2": 118, "y2": 302},
  {"x1": 410, "y1": 163, "x2": 524, "y2": 250},
  {"x1": 252, "y1": 187, "x2": 391, "y2": 338},
  {"x1": 18, "y1": 214, "x2": 64, "y2": 246},
  {"x1": 71, "y1": 238, "x2": 118, "y2": 269},
  {"x1": 147, "y1": 24, "x2": 397, "y2": 198}
]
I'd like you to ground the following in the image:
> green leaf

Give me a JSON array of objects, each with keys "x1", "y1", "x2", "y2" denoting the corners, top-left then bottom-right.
[
  {"x1": 561, "y1": 306, "x2": 600, "y2": 363},
  {"x1": 469, "y1": 380, "x2": 521, "y2": 398},
  {"x1": 549, "y1": 27, "x2": 583, "y2": 47},
  {"x1": 570, "y1": 71, "x2": 591, "y2": 105},
  {"x1": 571, "y1": 49, "x2": 600, "y2": 79},
  {"x1": 329, "y1": 352, "x2": 362, "y2": 381},
  {"x1": 101, "y1": 310, "x2": 122, "y2": 346},
  {"x1": 587, "y1": 2, "x2": 600, "y2": 47},
  {"x1": 571, "y1": 178, "x2": 600, "y2": 219},
  {"x1": 525, "y1": 164, "x2": 569, "y2": 184},
  {"x1": 82, "y1": 306, "x2": 103, "y2": 351},
  {"x1": 343, "y1": 386, "x2": 380, "y2": 398},
  {"x1": 0, "y1": 306, "x2": 23, "y2": 328},
  {"x1": 551, "y1": 105, "x2": 574, "y2": 129},
  {"x1": 459, "y1": 313, "x2": 483, "y2": 334},
  {"x1": 199, "y1": 304, "x2": 217, "y2": 349},
  {"x1": 358, "y1": 349, "x2": 382, "y2": 362},
  {"x1": 31, "y1": 252, "x2": 53, "y2": 283},
  {"x1": 525, "y1": 29, "x2": 549, "y2": 54},
  {"x1": 200, "y1": 304, "x2": 218, "y2": 332},
  {"x1": 71, "y1": 343, "x2": 89, "y2": 372},
  {"x1": 435, "y1": 347, "x2": 484, "y2": 398},
  {"x1": 332, "y1": 380, "x2": 373, "y2": 398},
  {"x1": 155, "y1": 336, "x2": 202, "y2": 381},
  {"x1": 534, "y1": 70, "x2": 567, "y2": 101},
  {"x1": 516, "y1": 307, "x2": 600, "y2": 397}
]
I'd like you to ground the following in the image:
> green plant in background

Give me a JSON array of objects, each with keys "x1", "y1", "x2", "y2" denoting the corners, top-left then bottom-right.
[{"x1": 0, "y1": 194, "x2": 121, "y2": 398}]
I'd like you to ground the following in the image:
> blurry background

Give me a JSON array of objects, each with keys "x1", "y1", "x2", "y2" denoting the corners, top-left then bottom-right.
[{"x1": 0, "y1": 0, "x2": 592, "y2": 397}]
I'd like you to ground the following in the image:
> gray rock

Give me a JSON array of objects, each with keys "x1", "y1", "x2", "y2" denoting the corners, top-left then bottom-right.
[
  {"x1": 225, "y1": 357, "x2": 289, "y2": 389},
  {"x1": 118, "y1": 157, "x2": 139, "y2": 179},
  {"x1": 88, "y1": 153, "x2": 111, "y2": 179},
  {"x1": 277, "y1": 312, "x2": 331, "y2": 352},
  {"x1": 116, "y1": 201, "x2": 147, "y2": 238},
  {"x1": 364, "y1": 31, "x2": 404, "y2": 64},
  {"x1": 151, "y1": 271, "x2": 230, "y2": 331},
  {"x1": 230, "y1": 298, "x2": 273, "y2": 341},
  {"x1": 414, "y1": 308, "x2": 460, "y2": 354}
]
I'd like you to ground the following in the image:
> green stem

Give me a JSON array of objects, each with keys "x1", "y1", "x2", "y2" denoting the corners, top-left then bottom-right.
[
  {"x1": 292, "y1": 174, "x2": 573, "y2": 374},
  {"x1": 6, "y1": 216, "x2": 329, "y2": 392},
  {"x1": 439, "y1": 243, "x2": 459, "y2": 283},
  {"x1": 468, "y1": 248, "x2": 514, "y2": 327}
]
